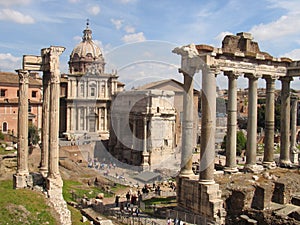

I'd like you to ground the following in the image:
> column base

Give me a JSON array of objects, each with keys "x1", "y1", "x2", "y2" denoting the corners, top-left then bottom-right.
[
  {"x1": 243, "y1": 164, "x2": 264, "y2": 173},
  {"x1": 13, "y1": 173, "x2": 30, "y2": 189},
  {"x1": 224, "y1": 166, "x2": 239, "y2": 174},
  {"x1": 279, "y1": 159, "x2": 292, "y2": 168},
  {"x1": 179, "y1": 169, "x2": 195, "y2": 178},
  {"x1": 199, "y1": 179, "x2": 215, "y2": 185},
  {"x1": 262, "y1": 161, "x2": 277, "y2": 169},
  {"x1": 290, "y1": 152, "x2": 299, "y2": 164},
  {"x1": 39, "y1": 167, "x2": 48, "y2": 177}
]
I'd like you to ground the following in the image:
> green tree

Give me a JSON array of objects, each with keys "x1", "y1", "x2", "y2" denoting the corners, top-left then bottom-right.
[
  {"x1": 221, "y1": 131, "x2": 247, "y2": 156},
  {"x1": 28, "y1": 125, "x2": 40, "y2": 146}
]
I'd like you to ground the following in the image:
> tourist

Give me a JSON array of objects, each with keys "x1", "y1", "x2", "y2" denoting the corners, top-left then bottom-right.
[
  {"x1": 115, "y1": 195, "x2": 120, "y2": 207},
  {"x1": 167, "y1": 217, "x2": 172, "y2": 225},
  {"x1": 126, "y1": 191, "x2": 131, "y2": 203},
  {"x1": 135, "y1": 207, "x2": 140, "y2": 217}
]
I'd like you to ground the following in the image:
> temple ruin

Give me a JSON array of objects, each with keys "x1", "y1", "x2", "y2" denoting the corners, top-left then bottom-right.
[
  {"x1": 173, "y1": 32, "x2": 300, "y2": 224},
  {"x1": 13, "y1": 46, "x2": 71, "y2": 225}
]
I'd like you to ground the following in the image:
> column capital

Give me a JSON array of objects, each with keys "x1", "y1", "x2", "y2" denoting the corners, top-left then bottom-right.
[
  {"x1": 244, "y1": 73, "x2": 261, "y2": 80},
  {"x1": 173, "y1": 44, "x2": 202, "y2": 76},
  {"x1": 279, "y1": 76, "x2": 293, "y2": 82},
  {"x1": 263, "y1": 74, "x2": 279, "y2": 81},
  {"x1": 224, "y1": 70, "x2": 240, "y2": 79},
  {"x1": 16, "y1": 69, "x2": 29, "y2": 84}
]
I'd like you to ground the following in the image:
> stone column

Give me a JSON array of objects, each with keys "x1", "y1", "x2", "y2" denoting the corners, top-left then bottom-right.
[
  {"x1": 141, "y1": 116, "x2": 150, "y2": 169},
  {"x1": 172, "y1": 44, "x2": 201, "y2": 177},
  {"x1": 263, "y1": 75, "x2": 276, "y2": 168},
  {"x1": 14, "y1": 69, "x2": 29, "y2": 188},
  {"x1": 224, "y1": 71, "x2": 238, "y2": 173},
  {"x1": 290, "y1": 98, "x2": 298, "y2": 163},
  {"x1": 244, "y1": 74, "x2": 260, "y2": 171},
  {"x1": 180, "y1": 71, "x2": 195, "y2": 176},
  {"x1": 40, "y1": 74, "x2": 51, "y2": 176},
  {"x1": 43, "y1": 46, "x2": 65, "y2": 183},
  {"x1": 279, "y1": 76, "x2": 293, "y2": 167},
  {"x1": 200, "y1": 66, "x2": 217, "y2": 183}
]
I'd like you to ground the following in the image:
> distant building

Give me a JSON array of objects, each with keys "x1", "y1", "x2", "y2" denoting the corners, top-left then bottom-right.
[
  {"x1": 108, "y1": 89, "x2": 176, "y2": 168},
  {"x1": 59, "y1": 22, "x2": 123, "y2": 140},
  {"x1": 136, "y1": 79, "x2": 200, "y2": 147},
  {"x1": 0, "y1": 72, "x2": 42, "y2": 136}
]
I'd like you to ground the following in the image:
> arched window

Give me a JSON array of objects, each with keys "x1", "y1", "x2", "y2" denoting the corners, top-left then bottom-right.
[{"x1": 2, "y1": 122, "x2": 8, "y2": 133}]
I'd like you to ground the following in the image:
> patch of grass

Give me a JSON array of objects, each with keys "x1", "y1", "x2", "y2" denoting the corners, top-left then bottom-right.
[
  {"x1": 63, "y1": 180, "x2": 127, "y2": 202},
  {"x1": 68, "y1": 205, "x2": 90, "y2": 225},
  {"x1": 0, "y1": 180, "x2": 57, "y2": 225},
  {"x1": 0, "y1": 146, "x2": 15, "y2": 155},
  {"x1": 143, "y1": 196, "x2": 176, "y2": 206}
]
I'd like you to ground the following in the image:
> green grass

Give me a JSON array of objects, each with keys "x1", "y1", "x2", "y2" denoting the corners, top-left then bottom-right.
[
  {"x1": 143, "y1": 196, "x2": 176, "y2": 206},
  {"x1": 0, "y1": 180, "x2": 57, "y2": 225},
  {"x1": 0, "y1": 146, "x2": 15, "y2": 155},
  {"x1": 63, "y1": 180, "x2": 127, "y2": 202}
]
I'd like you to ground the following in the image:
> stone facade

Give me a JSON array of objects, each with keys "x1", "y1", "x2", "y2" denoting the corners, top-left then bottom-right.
[
  {"x1": 109, "y1": 89, "x2": 176, "y2": 169},
  {"x1": 136, "y1": 79, "x2": 200, "y2": 148},
  {"x1": 60, "y1": 22, "x2": 123, "y2": 140}
]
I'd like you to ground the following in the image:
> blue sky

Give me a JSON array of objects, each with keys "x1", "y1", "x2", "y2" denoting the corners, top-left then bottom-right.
[{"x1": 1, "y1": 0, "x2": 300, "y2": 89}]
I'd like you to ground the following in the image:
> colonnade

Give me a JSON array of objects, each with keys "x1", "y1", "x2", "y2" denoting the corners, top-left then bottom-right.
[
  {"x1": 14, "y1": 46, "x2": 65, "y2": 188},
  {"x1": 174, "y1": 45, "x2": 298, "y2": 181}
]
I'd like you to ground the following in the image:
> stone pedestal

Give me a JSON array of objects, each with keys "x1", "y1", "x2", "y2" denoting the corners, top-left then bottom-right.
[
  {"x1": 176, "y1": 176, "x2": 225, "y2": 225},
  {"x1": 13, "y1": 174, "x2": 28, "y2": 189}
]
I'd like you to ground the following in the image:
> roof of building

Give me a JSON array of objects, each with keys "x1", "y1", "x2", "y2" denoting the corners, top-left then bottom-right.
[
  {"x1": 69, "y1": 21, "x2": 103, "y2": 61},
  {"x1": 0, "y1": 72, "x2": 42, "y2": 86},
  {"x1": 136, "y1": 78, "x2": 200, "y2": 94}
]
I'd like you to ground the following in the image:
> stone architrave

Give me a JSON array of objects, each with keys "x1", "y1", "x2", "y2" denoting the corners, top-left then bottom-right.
[
  {"x1": 244, "y1": 73, "x2": 261, "y2": 172},
  {"x1": 172, "y1": 44, "x2": 202, "y2": 177},
  {"x1": 199, "y1": 65, "x2": 218, "y2": 183},
  {"x1": 263, "y1": 75, "x2": 277, "y2": 168},
  {"x1": 224, "y1": 71, "x2": 239, "y2": 173},
  {"x1": 14, "y1": 69, "x2": 30, "y2": 189},
  {"x1": 290, "y1": 98, "x2": 298, "y2": 163},
  {"x1": 40, "y1": 74, "x2": 50, "y2": 177},
  {"x1": 279, "y1": 76, "x2": 293, "y2": 167}
]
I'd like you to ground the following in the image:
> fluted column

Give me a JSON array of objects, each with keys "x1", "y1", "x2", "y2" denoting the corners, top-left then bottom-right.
[
  {"x1": 224, "y1": 71, "x2": 238, "y2": 172},
  {"x1": 245, "y1": 74, "x2": 259, "y2": 170},
  {"x1": 263, "y1": 76, "x2": 276, "y2": 167},
  {"x1": 279, "y1": 76, "x2": 293, "y2": 167},
  {"x1": 14, "y1": 69, "x2": 30, "y2": 188},
  {"x1": 43, "y1": 46, "x2": 65, "y2": 180},
  {"x1": 290, "y1": 98, "x2": 298, "y2": 163},
  {"x1": 199, "y1": 66, "x2": 218, "y2": 183},
  {"x1": 40, "y1": 74, "x2": 51, "y2": 176}
]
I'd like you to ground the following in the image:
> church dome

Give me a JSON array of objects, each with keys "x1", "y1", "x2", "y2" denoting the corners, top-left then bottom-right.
[{"x1": 69, "y1": 20, "x2": 105, "y2": 74}]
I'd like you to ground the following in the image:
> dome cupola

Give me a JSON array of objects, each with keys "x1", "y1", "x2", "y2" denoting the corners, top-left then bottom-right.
[{"x1": 69, "y1": 20, "x2": 105, "y2": 74}]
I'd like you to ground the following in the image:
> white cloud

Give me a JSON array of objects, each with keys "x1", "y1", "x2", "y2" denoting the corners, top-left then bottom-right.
[
  {"x1": 87, "y1": 5, "x2": 100, "y2": 16},
  {"x1": 111, "y1": 18, "x2": 123, "y2": 30},
  {"x1": 283, "y1": 48, "x2": 300, "y2": 60},
  {"x1": 0, "y1": 9, "x2": 34, "y2": 24},
  {"x1": 249, "y1": 1, "x2": 300, "y2": 41},
  {"x1": 124, "y1": 25, "x2": 135, "y2": 33},
  {"x1": 68, "y1": 0, "x2": 80, "y2": 3},
  {"x1": 73, "y1": 35, "x2": 82, "y2": 42},
  {"x1": 122, "y1": 32, "x2": 146, "y2": 43},
  {"x1": 0, "y1": 0, "x2": 31, "y2": 6},
  {"x1": 250, "y1": 14, "x2": 300, "y2": 41},
  {"x1": 214, "y1": 31, "x2": 233, "y2": 45},
  {"x1": 0, "y1": 53, "x2": 21, "y2": 72}
]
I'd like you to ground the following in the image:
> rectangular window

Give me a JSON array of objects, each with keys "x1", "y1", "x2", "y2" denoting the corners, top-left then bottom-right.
[
  {"x1": 32, "y1": 91, "x2": 37, "y2": 98},
  {"x1": 91, "y1": 88, "x2": 95, "y2": 97},
  {"x1": 17, "y1": 90, "x2": 19, "y2": 97},
  {"x1": 0, "y1": 89, "x2": 6, "y2": 97},
  {"x1": 28, "y1": 105, "x2": 32, "y2": 112}
]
